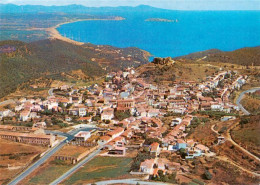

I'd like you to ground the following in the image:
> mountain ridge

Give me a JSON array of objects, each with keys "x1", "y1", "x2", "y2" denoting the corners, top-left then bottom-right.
[{"x1": 0, "y1": 4, "x2": 169, "y2": 14}]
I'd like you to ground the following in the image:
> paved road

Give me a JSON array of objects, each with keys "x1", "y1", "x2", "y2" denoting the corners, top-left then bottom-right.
[
  {"x1": 50, "y1": 145, "x2": 104, "y2": 185},
  {"x1": 8, "y1": 128, "x2": 93, "y2": 185},
  {"x1": 87, "y1": 179, "x2": 173, "y2": 185},
  {"x1": 8, "y1": 138, "x2": 71, "y2": 185},
  {"x1": 235, "y1": 87, "x2": 260, "y2": 115},
  {"x1": 0, "y1": 99, "x2": 15, "y2": 106},
  {"x1": 48, "y1": 88, "x2": 54, "y2": 96}
]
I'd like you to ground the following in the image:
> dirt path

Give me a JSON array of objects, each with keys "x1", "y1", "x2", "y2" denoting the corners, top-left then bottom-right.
[
  {"x1": 211, "y1": 124, "x2": 219, "y2": 135},
  {"x1": 211, "y1": 122, "x2": 260, "y2": 177},
  {"x1": 216, "y1": 156, "x2": 260, "y2": 177},
  {"x1": 225, "y1": 122, "x2": 260, "y2": 163}
]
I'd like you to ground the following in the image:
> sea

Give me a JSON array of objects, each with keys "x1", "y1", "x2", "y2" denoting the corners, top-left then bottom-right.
[{"x1": 57, "y1": 11, "x2": 260, "y2": 58}]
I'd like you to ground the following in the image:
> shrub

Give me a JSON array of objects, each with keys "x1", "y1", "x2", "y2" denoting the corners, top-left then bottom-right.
[{"x1": 204, "y1": 170, "x2": 213, "y2": 180}]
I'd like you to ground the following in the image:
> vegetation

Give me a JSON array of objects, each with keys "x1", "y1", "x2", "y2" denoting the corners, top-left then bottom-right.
[
  {"x1": 64, "y1": 157, "x2": 132, "y2": 184},
  {"x1": 131, "y1": 151, "x2": 152, "y2": 171},
  {"x1": 175, "y1": 46, "x2": 260, "y2": 66},
  {"x1": 114, "y1": 110, "x2": 131, "y2": 121},
  {"x1": 28, "y1": 162, "x2": 72, "y2": 185},
  {"x1": 197, "y1": 111, "x2": 238, "y2": 120},
  {"x1": 151, "y1": 170, "x2": 177, "y2": 183},
  {"x1": 204, "y1": 170, "x2": 213, "y2": 180},
  {"x1": 231, "y1": 115, "x2": 260, "y2": 158},
  {"x1": 0, "y1": 39, "x2": 148, "y2": 98}
]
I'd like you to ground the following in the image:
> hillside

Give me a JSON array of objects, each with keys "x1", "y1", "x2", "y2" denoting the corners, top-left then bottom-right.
[
  {"x1": 137, "y1": 46, "x2": 260, "y2": 85},
  {"x1": 0, "y1": 39, "x2": 149, "y2": 98},
  {"x1": 175, "y1": 46, "x2": 260, "y2": 66},
  {"x1": 231, "y1": 115, "x2": 260, "y2": 158}
]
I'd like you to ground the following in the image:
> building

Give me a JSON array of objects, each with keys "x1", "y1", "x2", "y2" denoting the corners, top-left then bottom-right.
[
  {"x1": 117, "y1": 99, "x2": 135, "y2": 112},
  {"x1": 106, "y1": 127, "x2": 124, "y2": 139},
  {"x1": 150, "y1": 142, "x2": 160, "y2": 157},
  {"x1": 19, "y1": 110, "x2": 30, "y2": 121},
  {"x1": 140, "y1": 159, "x2": 155, "y2": 175},
  {"x1": 176, "y1": 139, "x2": 187, "y2": 149},
  {"x1": 78, "y1": 108, "x2": 87, "y2": 117},
  {"x1": 74, "y1": 131, "x2": 91, "y2": 142},
  {"x1": 0, "y1": 131, "x2": 55, "y2": 146},
  {"x1": 101, "y1": 108, "x2": 114, "y2": 120}
]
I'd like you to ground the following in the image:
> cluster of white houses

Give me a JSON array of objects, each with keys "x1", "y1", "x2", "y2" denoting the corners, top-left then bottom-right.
[{"x1": 0, "y1": 66, "x2": 246, "y2": 175}]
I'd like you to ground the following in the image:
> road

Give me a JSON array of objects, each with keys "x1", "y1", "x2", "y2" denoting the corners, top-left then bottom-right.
[
  {"x1": 50, "y1": 145, "x2": 104, "y2": 185},
  {"x1": 8, "y1": 138, "x2": 71, "y2": 185},
  {"x1": 0, "y1": 99, "x2": 15, "y2": 106},
  {"x1": 235, "y1": 87, "x2": 260, "y2": 115},
  {"x1": 8, "y1": 128, "x2": 93, "y2": 185},
  {"x1": 211, "y1": 124, "x2": 219, "y2": 135},
  {"x1": 87, "y1": 179, "x2": 173, "y2": 185},
  {"x1": 48, "y1": 88, "x2": 54, "y2": 96}
]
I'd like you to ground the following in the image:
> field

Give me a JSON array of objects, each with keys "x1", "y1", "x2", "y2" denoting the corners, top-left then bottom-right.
[
  {"x1": 20, "y1": 144, "x2": 94, "y2": 185},
  {"x1": 62, "y1": 157, "x2": 133, "y2": 184},
  {"x1": 0, "y1": 139, "x2": 46, "y2": 185},
  {"x1": 19, "y1": 157, "x2": 73, "y2": 185}
]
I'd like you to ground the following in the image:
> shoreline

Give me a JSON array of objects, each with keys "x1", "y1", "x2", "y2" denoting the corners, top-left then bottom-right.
[{"x1": 44, "y1": 17, "x2": 125, "y2": 46}]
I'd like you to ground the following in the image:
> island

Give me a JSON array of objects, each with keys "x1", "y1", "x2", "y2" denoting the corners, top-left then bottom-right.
[{"x1": 145, "y1": 18, "x2": 177, "y2": 22}]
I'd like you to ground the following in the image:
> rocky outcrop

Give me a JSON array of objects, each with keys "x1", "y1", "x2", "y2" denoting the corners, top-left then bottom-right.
[{"x1": 151, "y1": 57, "x2": 175, "y2": 65}]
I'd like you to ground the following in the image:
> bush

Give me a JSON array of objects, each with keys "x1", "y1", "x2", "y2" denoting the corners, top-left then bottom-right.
[
  {"x1": 92, "y1": 116, "x2": 101, "y2": 122},
  {"x1": 204, "y1": 170, "x2": 213, "y2": 180},
  {"x1": 57, "y1": 122, "x2": 68, "y2": 128}
]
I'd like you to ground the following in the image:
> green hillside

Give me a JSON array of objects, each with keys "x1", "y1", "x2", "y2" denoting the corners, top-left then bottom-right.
[
  {"x1": 175, "y1": 47, "x2": 260, "y2": 66},
  {"x1": 0, "y1": 39, "x2": 149, "y2": 98}
]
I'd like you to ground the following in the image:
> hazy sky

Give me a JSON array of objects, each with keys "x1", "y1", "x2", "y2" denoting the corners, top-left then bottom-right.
[{"x1": 1, "y1": 0, "x2": 260, "y2": 10}]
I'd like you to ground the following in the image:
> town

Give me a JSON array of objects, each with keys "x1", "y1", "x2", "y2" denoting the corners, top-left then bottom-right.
[{"x1": 0, "y1": 57, "x2": 253, "y2": 185}]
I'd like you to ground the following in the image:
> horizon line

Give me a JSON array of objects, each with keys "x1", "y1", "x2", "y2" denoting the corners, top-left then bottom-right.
[{"x1": 1, "y1": 3, "x2": 260, "y2": 11}]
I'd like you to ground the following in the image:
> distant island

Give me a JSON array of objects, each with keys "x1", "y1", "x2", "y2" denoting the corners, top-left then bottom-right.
[{"x1": 145, "y1": 18, "x2": 177, "y2": 22}]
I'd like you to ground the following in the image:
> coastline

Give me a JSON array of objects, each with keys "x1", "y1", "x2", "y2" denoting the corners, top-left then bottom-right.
[{"x1": 44, "y1": 17, "x2": 125, "y2": 46}]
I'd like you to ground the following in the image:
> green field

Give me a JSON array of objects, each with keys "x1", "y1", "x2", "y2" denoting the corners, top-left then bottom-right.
[
  {"x1": 63, "y1": 157, "x2": 133, "y2": 185},
  {"x1": 27, "y1": 164, "x2": 72, "y2": 185}
]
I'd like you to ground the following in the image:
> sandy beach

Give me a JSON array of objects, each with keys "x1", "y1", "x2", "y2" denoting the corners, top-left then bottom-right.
[{"x1": 44, "y1": 17, "x2": 125, "y2": 46}]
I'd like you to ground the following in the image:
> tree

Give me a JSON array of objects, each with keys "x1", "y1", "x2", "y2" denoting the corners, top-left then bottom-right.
[
  {"x1": 179, "y1": 148, "x2": 187, "y2": 158},
  {"x1": 114, "y1": 110, "x2": 131, "y2": 121},
  {"x1": 204, "y1": 170, "x2": 213, "y2": 180}
]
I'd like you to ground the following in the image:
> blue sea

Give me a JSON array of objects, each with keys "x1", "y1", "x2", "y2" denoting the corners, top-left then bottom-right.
[{"x1": 57, "y1": 11, "x2": 260, "y2": 58}]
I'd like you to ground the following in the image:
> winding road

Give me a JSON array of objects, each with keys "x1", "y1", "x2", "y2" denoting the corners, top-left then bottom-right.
[
  {"x1": 235, "y1": 87, "x2": 260, "y2": 115},
  {"x1": 48, "y1": 88, "x2": 54, "y2": 96},
  {"x1": 209, "y1": 87, "x2": 260, "y2": 177}
]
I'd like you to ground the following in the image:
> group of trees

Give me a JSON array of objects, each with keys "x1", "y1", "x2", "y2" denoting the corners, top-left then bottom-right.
[
  {"x1": 114, "y1": 110, "x2": 131, "y2": 121},
  {"x1": 151, "y1": 170, "x2": 177, "y2": 183},
  {"x1": 131, "y1": 150, "x2": 152, "y2": 171}
]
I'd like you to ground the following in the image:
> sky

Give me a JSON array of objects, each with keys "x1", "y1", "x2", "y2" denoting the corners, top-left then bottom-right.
[{"x1": 0, "y1": 0, "x2": 260, "y2": 10}]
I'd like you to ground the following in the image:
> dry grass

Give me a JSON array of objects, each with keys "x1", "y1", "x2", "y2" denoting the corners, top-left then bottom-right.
[
  {"x1": 56, "y1": 145, "x2": 89, "y2": 158},
  {"x1": 231, "y1": 116, "x2": 260, "y2": 158},
  {"x1": 0, "y1": 139, "x2": 46, "y2": 184}
]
